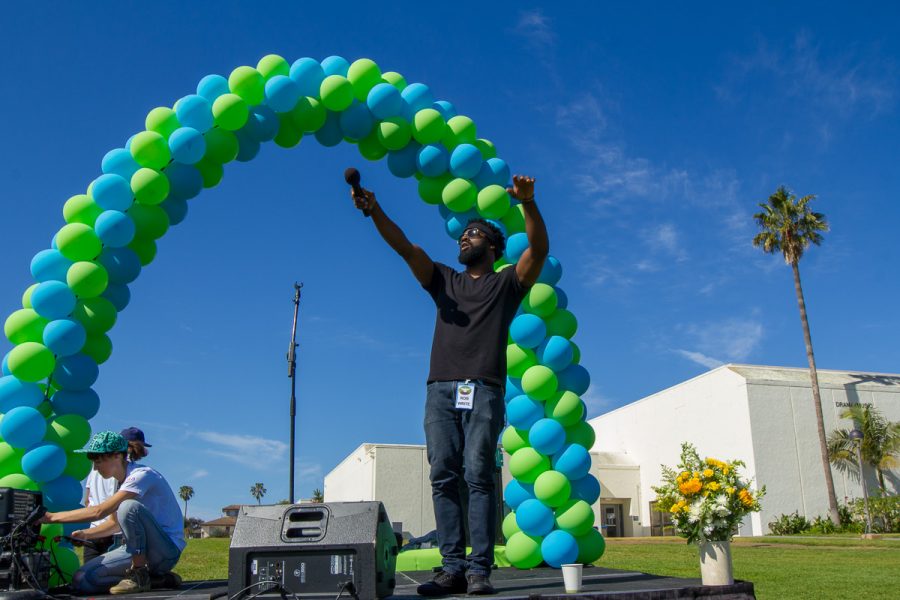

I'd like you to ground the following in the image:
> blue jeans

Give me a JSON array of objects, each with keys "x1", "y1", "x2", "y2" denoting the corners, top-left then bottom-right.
[
  {"x1": 424, "y1": 380, "x2": 505, "y2": 577},
  {"x1": 73, "y1": 499, "x2": 182, "y2": 594}
]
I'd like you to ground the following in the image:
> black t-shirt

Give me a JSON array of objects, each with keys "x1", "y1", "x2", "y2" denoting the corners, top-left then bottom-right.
[{"x1": 424, "y1": 262, "x2": 530, "y2": 387}]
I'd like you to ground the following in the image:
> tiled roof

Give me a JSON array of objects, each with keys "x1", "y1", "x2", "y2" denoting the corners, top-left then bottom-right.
[{"x1": 201, "y1": 516, "x2": 237, "y2": 527}]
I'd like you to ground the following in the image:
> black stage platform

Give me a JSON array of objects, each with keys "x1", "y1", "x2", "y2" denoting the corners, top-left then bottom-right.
[{"x1": 47, "y1": 566, "x2": 754, "y2": 599}]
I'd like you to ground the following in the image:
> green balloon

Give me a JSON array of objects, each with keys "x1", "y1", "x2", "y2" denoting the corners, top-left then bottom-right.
[
  {"x1": 56, "y1": 223, "x2": 102, "y2": 261},
  {"x1": 228, "y1": 66, "x2": 265, "y2": 105},
  {"x1": 36, "y1": 400, "x2": 53, "y2": 418},
  {"x1": 49, "y1": 545, "x2": 80, "y2": 587},
  {"x1": 145, "y1": 107, "x2": 180, "y2": 138},
  {"x1": 556, "y1": 499, "x2": 595, "y2": 536},
  {"x1": 213, "y1": 93, "x2": 250, "y2": 131},
  {"x1": 347, "y1": 58, "x2": 382, "y2": 102},
  {"x1": 575, "y1": 528, "x2": 606, "y2": 564},
  {"x1": 128, "y1": 202, "x2": 170, "y2": 241},
  {"x1": 412, "y1": 109, "x2": 446, "y2": 145},
  {"x1": 381, "y1": 71, "x2": 407, "y2": 91},
  {"x1": 534, "y1": 470, "x2": 572, "y2": 508},
  {"x1": 0, "y1": 473, "x2": 39, "y2": 492},
  {"x1": 376, "y1": 117, "x2": 412, "y2": 151},
  {"x1": 21, "y1": 284, "x2": 38, "y2": 309},
  {"x1": 474, "y1": 138, "x2": 497, "y2": 160},
  {"x1": 571, "y1": 341, "x2": 581, "y2": 364},
  {"x1": 546, "y1": 309, "x2": 578, "y2": 339},
  {"x1": 82, "y1": 333, "x2": 112, "y2": 364},
  {"x1": 40, "y1": 523, "x2": 64, "y2": 541},
  {"x1": 501, "y1": 426, "x2": 530, "y2": 454},
  {"x1": 501, "y1": 204, "x2": 526, "y2": 235},
  {"x1": 131, "y1": 168, "x2": 170, "y2": 205},
  {"x1": 521, "y1": 365, "x2": 558, "y2": 401},
  {"x1": 442, "y1": 178, "x2": 477, "y2": 212},
  {"x1": 130, "y1": 131, "x2": 171, "y2": 170},
  {"x1": 63, "y1": 194, "x2": 103, "y2": 226},
  {"x1": 72, "y1": 297, "x2": 117, "y2": 335},
  {"x1": 546, "y1": 391, "x2": 584, "y2": 427},
  {"x1": 204, "y1": 128, "x2": 239, "y2": 164},
  {"x1": 50, "y1": 414, "x2": 91, "y2": 452},
  {"x1": 358, "y1": 129, "x2": 388, "y2": 161},
  {"x1": 501, "y1": 511, "x2": 521, "y2": 541},
  {"x1": 504, "y1": 532, "x2": 543, "y2": 569},
  {"x1": 257, "y1": 54, "x2": 290, "y2": 80},
  {"x1": 477, "y1": 185, "x2": 510, "y2": 220},
  {"x1": 417, "y1": 174, "x2": 452, "y2": 205},
  {"x1": 442, "y1": 115, "x2": 477, "y2": 149},
  {"x1": 5, "y1": 309, "x2": 48, "y2": 344},
  {"x1": 319, "y1": 75, "x2": 354, "y2": 111},
  {"x1": 566, "y1": 420, "x2": 596, "y2": 448},
  {"x1": 507, "y1": 344, "x2": 537, "y2": 378},
  {"x1": 63, "y1": 451, "x2": 92, "y2": 481},
  {"x1": 509, "y1": 447, "x2": 550, "y2": 483},
  {"x1": 67, "y1": 261, "x2": 109, "y2": 298},
  {"x1": 195, "y1": 158, "x2": 224, "y2": 189},
  {"x1": 8, "y1": 342, "x2": 55, "y2": 382},
  {"x1": 523, "y1": 284, "x2": 558, "y2": 318},
  {"x1": 0, "y1": 443, "x2": 24, "y2": 477},
  {"x1": 291, "y1": 97, "x2": 327, "y2": 132},
  {"x1": 274, "y1": 114, "x2": 303, "y2": 148}
]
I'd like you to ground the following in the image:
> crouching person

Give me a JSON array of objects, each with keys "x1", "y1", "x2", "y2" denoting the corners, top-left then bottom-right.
[{"x1": 42, "y1": 431, "x2": 185, "y2": 595}]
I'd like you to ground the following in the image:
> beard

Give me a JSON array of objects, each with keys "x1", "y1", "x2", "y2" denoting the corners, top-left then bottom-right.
[{"x1": 458, "y1": 243, "x2": 489, "y2": 266}]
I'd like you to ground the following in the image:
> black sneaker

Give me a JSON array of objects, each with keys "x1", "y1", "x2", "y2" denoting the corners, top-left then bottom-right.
[
  {"x1": 417, "y1": 570, "x2": 468, "y2": 596},
  {"x1": 150, "y1": 571, "x2": 183, "y2": 589},
  {"x1": 466, "y1": 574, "x2": 496, "y2": 595}
]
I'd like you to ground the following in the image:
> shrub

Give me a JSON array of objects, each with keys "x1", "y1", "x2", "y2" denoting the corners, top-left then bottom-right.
[{"x1": 768, "y1": 511, "x2": 811, "y2": 535}]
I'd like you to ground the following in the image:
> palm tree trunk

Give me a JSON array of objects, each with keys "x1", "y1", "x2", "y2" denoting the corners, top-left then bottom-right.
[{"x1": 792, "y1": 261, "x2": 841, "y2": 526}]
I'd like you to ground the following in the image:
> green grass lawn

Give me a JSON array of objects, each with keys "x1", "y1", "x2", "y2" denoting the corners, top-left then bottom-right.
[{"x1": 173, "y1": 536, "x2": 900, "y2": 599}]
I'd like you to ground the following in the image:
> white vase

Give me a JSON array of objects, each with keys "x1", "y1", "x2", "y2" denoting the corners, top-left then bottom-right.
[{"x1": 698, "y1": 540, "x2": 734, "y2": 586}]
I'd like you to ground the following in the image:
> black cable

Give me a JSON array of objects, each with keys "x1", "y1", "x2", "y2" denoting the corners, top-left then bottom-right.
[{"x1": 335, "y1": 581, "x2": 359, "y2": 600}]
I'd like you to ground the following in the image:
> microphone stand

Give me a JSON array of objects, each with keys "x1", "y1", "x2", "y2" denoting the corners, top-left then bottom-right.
[{"x1": 287, "y1": 282, "x2": 303, "y2": 504}]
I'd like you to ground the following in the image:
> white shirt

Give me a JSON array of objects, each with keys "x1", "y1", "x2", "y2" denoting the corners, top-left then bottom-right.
[
  {"x1": 119, "y1": 463, "x2": 186, "y2": 551},
  {"x1": 85, "y1": 468, "x2": 118, "y2": 528}
]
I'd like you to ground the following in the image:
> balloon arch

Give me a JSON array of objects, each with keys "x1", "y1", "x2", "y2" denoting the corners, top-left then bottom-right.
[{"x1": 0, "y1": 55, "x2": 604, "y2": 570}]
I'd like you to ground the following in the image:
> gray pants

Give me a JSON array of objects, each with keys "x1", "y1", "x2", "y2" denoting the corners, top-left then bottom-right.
[{"x1": 73, "y1": 499, "x2": 182, "y2": 594}]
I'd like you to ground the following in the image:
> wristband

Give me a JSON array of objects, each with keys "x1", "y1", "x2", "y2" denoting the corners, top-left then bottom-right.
[{"x1": 520, "y1": 195, "x2": 535, "y2": 204}]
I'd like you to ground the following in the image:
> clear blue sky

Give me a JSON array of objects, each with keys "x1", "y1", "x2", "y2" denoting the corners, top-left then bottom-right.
[{"x1": 1, "y1": 2, "x2": 898, "y2": 520}]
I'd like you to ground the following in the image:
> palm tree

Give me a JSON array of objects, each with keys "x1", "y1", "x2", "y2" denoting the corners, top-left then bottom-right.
[
  {"x1": 179, "y1": 486, "x2": 194, "y2": 520},
  {"x1": 250, "y1": 482, "x2": 267, "y2": 504},
  {"x1": 827, "y1": 405, "x2": 900, "y2": 493},
  {"x1": 311, "y1": 488, "x2": 324, "y2": 503},
  {"x1": 753, "y1": 186, "x2": 838, "y2": 524}
]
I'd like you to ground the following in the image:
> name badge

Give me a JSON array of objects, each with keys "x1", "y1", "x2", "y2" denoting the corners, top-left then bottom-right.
[{"x1": 455, "y1": 381, "x2": 475, "y2": 410}]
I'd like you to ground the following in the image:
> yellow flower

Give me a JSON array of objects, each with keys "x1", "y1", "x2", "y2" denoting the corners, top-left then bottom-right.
[
  {"x1": 680, "y1": 471, "x2": 690, "y2": 480},
  {"x1": 726, "y1": 487, "x2": 735, "y2": 495},
  {"x1": 738, "y1": 489, "x2": 754, "y2": 507},
  {"x1": 679, "y1": 478, "x2": 703, "y2": 495},
  {"x1": 707, "y1": 481, "x2": 721, "y2": 492},
  {"x1": 702, "y1": 468, "x2": 714, "y2": 478},
  {"x1": 723, "y1": 465, "x2": 731, "y2": 475},
  {"x1": 692, "y1": 471, "x2": 700, "y2": 479}
]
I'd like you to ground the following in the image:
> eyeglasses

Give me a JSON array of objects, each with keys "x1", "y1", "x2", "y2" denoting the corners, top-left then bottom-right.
[{"x1": 459, "y1": 228, "x2": 486, "y2": 243}]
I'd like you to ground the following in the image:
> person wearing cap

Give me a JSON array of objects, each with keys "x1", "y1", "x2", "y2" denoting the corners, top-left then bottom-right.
[
  {"x1": 352, "y1": 174, "x2": 548, "y2": 596},
  {"x1": 42, "y1": 431, "x2": 184, "y2": 595},
  {"x1": 82, "y1": 427, "x2": 154, "y2": 564}
]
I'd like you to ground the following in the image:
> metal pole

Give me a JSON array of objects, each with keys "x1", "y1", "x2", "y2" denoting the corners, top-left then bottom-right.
[
  {"x1": 855, "y1": 443, "x2": 873, "y2": 534},
  {"x1": 287, "y1": 283, "x2": 303, "y2": 504}
]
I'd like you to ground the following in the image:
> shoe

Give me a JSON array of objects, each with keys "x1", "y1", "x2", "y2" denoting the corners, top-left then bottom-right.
[
  {"x1": 150, "y1": 571, "x2": 183, "y2": 589},
  {"x1": 466, "y1": 573, "x2": 496, "y2": 595},
  {"x1": 416, "y1": 570, "x2": 468, "y2": 596},
  {"x1": 110, "y1": 566, "x2": 151, "y2": 595}
]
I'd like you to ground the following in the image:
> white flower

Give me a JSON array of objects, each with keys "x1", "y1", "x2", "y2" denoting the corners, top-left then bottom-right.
[
  {"x1": 688, "y1": 501, "x2": 703, "y2": 523},
  {"x1": 713, "y1": 497, "x2": 731, "y2": 517}
]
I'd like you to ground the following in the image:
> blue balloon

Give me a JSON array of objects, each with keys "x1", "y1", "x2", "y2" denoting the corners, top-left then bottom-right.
[
  {"x1": 168, "y1": 127, "x2": 206, "y2": 164},
  {"x1": 505, "y1": 377, "x2": 524, "y2": 402},
  {"x1": 504, "y1": 479, "x2": 535, "y2": 510},
  {"x1": 22, "y1": 443, "x2": 67, "y2": 483},
  {"x1": 320, "y1": 55, "x2": 350, "y2": 77},
  {"x1": 444, "y1": 209, "x2": 478, "y2": 240},
  {"x1": 175, "y1": 95, "x2": 214, "y2": 133},
  {"x1": 101, "y1": 148, "x2": 140, "y2": 179},
  {"x1": 541, "y1": 530, "x2": 578, "y2": 568},
  {"x1": 91, "y1": 174, "x2": 133, "y2": 211},
  {"x1": 243, "y1": 105, "x2": 280, "y2": 142},
  {"x1": 265, "y1": 75, "x2": 301, "y2": 113},
  {"x1": 449, "y1": 144, "x2": 483, "y2": 179},
  {"x1": 473, "y1": 158, "x2": 511, "y2": 189},
  {"x1": 529, "y1": 418, "x2": 567, "y2": 456},
  {"x1": 289, "y1": 58, "x2": 325, "y2": 97},
  {"x1": 1, "y1": 353, "x2": 10, "y2": 376},
  {"x1": 160, "y1": 197, "x2": 188, "y2": 226},
  {"x1": 41, "y1": 475, "x2": 83, "y2": 512},
  {"x1": 387, "y1": 143, "x2": 421, "y2": 179},
  {"x1": 505, "y1": 233, "x2": 530, "y2": 263},
  {"x1": 367, "y1": 83, "x2": 403, "y2": 120},
  {"x1": 538, "y1": 256, "x2": 562, "y2": 286},
  {"x1": 552, "y1": 444, "x2": 592, "y2": 480},
  {"x1": 507, "y1": 395, "x2": 545, "y2": 430},
  {"x1": 50, "y1": 388, "x2": 100, "y2": 419},
  {"x1": 30, "y1": 249, "x2": 73, "y2": 283},
  {"x1": 124, "y1": 133, "x2": 136, "y2": 151},
  {"x1": 401, "y1": 83, "x2": 434, "y2": 119},
  {"x1": 557, "y1": 363, "x2": 590, "y2": 396},
  {"x1": 554, "y1": 286, "x2": 568, "y2": 310},
  {"x1": 31, "y1": 281, "x2": 76, "y2": 320},
  {"x1": 52, "y1": 353, "x2": 98, "y2": 391},
  {"x1": 101, "y1": 283, "x2": 131, "y2": 312},
  {"x1": 510, "y1": 314, "x2": 547, "y2": 348},
  {"x1": 234, "y1": 130, "x2": 261, "y2": 162},
  {"x1": 43, "y1": 319, "x2": 87, "y2": 357},
  {"x1": 196, "y1": 74, "x2": 230, "y2": 102},
  {"x1": 314, "y1": 111, "x2": 343, "y2": 147},
  {"x1": 570, "y1": 474, "x2": 601, "y2": 505},
  {"x1": 0, "y1": 376, "x2": 44, "y2": 412},
  {"x1": 94, "y1": 210, "x2": 136, "y2": 247},
  {"x1": 340, "y1": 101, "x2": 375, "y2": 140},
  {"x1": 164, "y1": 163, "x2": 203, "y2": 200},
  {"x1": 97, "y1": 247, "x2": 141, "y2": 285},
  {"x1": 432, "y1": 100, "x2": 457, "y2": 119},
  {"x1": 516, "y1": 498, "x2": 555, "y2": 537},
  {"x1": 417, "y1": 144, "x2": 450, "y2": 177},
  {"x1": 537, "y1": 336, "x2": 574, "y2": 372},
  {"x1": 0, "y1": 406, "x2": 47, "y2": 449}
]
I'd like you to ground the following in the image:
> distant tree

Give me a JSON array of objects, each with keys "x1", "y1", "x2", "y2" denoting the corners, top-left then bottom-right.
[
  {"x1": 184, "y1": 517, "x2": 204, "y2": 538},
  {"x1": 277, "y1": 499, "x2": 291, "y2": 505},
  {"x1": 753, "y1": 186, "x2": 837, "y2": 525},
  {"x1": 827, "y1": 405, "x2": 900, "y2": 493},
  {"x1": 179, "y1": 486, "x2": 194, "y2": 520},
  {"x1": 250, "y1": 482, "x2": 267, "y2": 504},
  {"x1": 312, "y1": 488, "x2": 324, "y2": 503}
]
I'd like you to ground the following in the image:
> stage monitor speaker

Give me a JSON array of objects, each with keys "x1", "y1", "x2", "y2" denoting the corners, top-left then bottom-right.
[{"x1": 227, "y1": 501, "x2": 397, "y2": 599}]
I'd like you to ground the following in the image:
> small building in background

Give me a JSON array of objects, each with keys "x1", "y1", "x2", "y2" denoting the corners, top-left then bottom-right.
[{"x1": 199, "y1": 504, "x2": 242, "y2": 538}]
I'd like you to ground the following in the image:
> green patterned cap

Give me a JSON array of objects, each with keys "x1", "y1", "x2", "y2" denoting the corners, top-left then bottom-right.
[{"x1": 74, "y1": 430, "x2": 128, "y2": 454}]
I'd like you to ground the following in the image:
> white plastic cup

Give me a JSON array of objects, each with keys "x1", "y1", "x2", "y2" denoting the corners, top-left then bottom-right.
[{"x1": 562, "y1": 563, "x2": 583, "y2": 593}]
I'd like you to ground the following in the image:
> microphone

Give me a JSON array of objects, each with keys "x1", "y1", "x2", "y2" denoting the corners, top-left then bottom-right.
[{"x1": 344, "y1": 167, "x2": 371, "y2": 217}]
